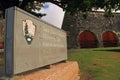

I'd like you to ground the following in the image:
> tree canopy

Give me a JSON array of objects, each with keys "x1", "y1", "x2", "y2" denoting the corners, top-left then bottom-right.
[{"x1": 1, "y1": 0, "x2": 120, "y2": 17}]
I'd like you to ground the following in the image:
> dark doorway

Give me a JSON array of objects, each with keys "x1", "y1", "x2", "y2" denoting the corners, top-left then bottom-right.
[
  {"x1": 102, "y1": 31, "x2": 118, "y2": 47},
  {"x1": 79, "y1": 30, "x2": 98, "y2": 48}
]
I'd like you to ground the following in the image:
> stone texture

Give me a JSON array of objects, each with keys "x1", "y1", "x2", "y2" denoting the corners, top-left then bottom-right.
[
  {"x1": 5, "y1": 7, "x2": 67, "y2": 76},
  {"x1": 13, "y1": 61, "x2": 80, "y2": 80},
  {"x1": 62, "y1": 12, "x2": 120, "y2": 48}
]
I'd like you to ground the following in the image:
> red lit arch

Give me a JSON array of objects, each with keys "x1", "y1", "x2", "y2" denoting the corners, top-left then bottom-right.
[
  {"x1": 102, "y1": 31, "x2": 118, "y2": 47},
  {"x1": 79, "y1": 30, "x2": 98, "y2": 48}
]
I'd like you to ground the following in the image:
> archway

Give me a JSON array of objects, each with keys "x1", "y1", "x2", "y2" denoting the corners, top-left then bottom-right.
[
  {"x1": 79, "y1": 30, "x2": 98, "y2": 48},
  {"x1": 102, "y1": 31, "x2": 118, "y2": 47}
]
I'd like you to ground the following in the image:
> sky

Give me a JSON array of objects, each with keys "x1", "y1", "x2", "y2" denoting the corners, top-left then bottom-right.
[
  {"x1": 92, "y1": 8, "x2": 120, "y2": 13},
  {"x1": 36, "y1": 2, "x2": 65, "y2": 29}
]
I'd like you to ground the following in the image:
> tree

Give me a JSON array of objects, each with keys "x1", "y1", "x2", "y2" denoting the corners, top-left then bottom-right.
[
  {"x1": 0, "y1": 0, "x2": 19, "y2": 17},
  {"x1": 64, "y1": 0, "x2": 120, "y2": 17},
  {"x1": 1, "y1": 0, "x2": 120, "y2": 17}
]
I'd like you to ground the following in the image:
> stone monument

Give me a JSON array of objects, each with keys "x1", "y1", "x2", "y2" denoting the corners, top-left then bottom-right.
[{"x1": 5, "y1": 7, "x2": 67, "y2": 77}]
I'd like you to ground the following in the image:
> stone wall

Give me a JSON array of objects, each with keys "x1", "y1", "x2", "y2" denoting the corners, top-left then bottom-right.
[{"x1": 62, "y1": 12, "x2": 120, "y2": 48}]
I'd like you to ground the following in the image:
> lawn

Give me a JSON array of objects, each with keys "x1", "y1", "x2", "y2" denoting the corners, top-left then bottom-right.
[
  {"x1": 68, "y1": 47, "x2": 120, "y2": 80},
  {"x1": 0, "y1": 47, "x2": 120, "y2": 80}
]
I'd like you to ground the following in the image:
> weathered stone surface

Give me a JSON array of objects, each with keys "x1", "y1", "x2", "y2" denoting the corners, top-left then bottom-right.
[
  {"x1": 13, "y1": 61, "x2": 80, "y2": 80},
  {"x1": 62, "y1": 12, "x2": 120, "y2": 48},
  {"x1": 5, "y1": 7, "x2": 67, "y2": 76}
]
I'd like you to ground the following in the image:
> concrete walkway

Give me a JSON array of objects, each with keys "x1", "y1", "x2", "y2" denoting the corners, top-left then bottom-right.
[{"x1": 0, "y1": 66, "x2": 4, "y2": 78}]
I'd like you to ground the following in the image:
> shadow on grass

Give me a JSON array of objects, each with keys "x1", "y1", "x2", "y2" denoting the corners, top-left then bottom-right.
[{"x1": 93, "y1": 49, "x2": 120, "y2": 52}]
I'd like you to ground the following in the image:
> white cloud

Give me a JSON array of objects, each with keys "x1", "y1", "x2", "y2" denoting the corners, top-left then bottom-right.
[{"x1": 39, "y1": 2, "x2": 65, "y2": 29}]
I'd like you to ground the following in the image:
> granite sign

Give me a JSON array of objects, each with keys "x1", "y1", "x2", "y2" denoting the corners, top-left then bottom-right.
[{"x1": 5, "y1": 7, "x2": 67, "y2": 77}]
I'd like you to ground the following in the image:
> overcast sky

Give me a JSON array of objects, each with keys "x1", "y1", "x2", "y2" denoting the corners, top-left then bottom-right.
[{"x1": 37, "y1": 2, "x2": 65, "y2": 29}]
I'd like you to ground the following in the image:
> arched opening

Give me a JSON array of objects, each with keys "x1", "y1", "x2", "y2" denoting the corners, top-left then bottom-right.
[
  {"x1": 79, "y1": 30, "x2": 98, "y2": 48},
  {"x1": 102, "y1": 31, "x2": 118, "y2": 47}
]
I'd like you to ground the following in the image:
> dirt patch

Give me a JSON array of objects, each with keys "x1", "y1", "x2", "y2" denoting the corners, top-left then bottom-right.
[
  {"x1": 92, "y1": 63, "x2": 98, "y2": 69},
  {"x1": 103, "y1": 74, "x2": 110, "y2": 78},
  {"x1": 111, "y1": 56, "x2": 120, "y2": 59},
  {"x1": 0, "y1": 58, "x2": 3, "y2": 62},
  {"x1": 95, "y1": 58, "x2": 103, "y2": 62},
  {"x1": 102, "y1": 63, "x2": 113, "y2": 67},
  {"x1": 80, "y1": 71, "x2": 94, "y2": 80},
  {"x1": 0, "y1": 57, "x2": 4, "y2": 65},
  {"x1": 94, "y1": 59, "x2": 112, "y2": 67}
]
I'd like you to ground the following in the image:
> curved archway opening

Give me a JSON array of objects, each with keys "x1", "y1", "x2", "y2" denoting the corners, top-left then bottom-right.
[
  {"x1": 102, "y1": 31, "x2": 118, "y2": 47},
  {"x1": 79, "y1": 30, "x2": 98, "y2": 48}
]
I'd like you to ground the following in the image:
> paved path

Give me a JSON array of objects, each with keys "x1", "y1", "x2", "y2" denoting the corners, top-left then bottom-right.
[{"x1": 0, "y1": 66, "x2": 4, "y2": 77}]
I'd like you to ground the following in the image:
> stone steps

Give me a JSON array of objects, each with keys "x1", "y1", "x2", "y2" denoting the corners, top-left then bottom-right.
[{"x1": 14, "y1": 61, "x2": 80, "y2": 80}]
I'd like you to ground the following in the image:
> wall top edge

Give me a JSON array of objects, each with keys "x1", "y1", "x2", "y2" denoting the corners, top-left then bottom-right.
[{"x1": 6, "y1": 6, "x2": 67, "y2": 34}]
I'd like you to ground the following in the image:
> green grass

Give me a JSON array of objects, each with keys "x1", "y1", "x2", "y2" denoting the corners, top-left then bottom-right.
[{"x1": 68, "y1": 47, "x2": 120, "y2": 80}]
